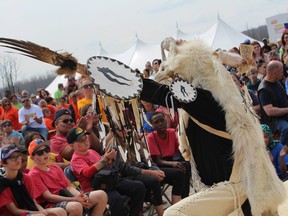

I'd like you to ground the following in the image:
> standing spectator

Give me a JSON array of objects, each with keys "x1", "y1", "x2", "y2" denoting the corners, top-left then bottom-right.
[
  {"x1": 68, "y1": 92, "x2": 79, "y2": 122},
  {"x1": 0, "y1": 97, "x2": 22, "y2": 131},
  {"x1": 149, "y1": 59, "x2": 162, "y2": 79},
  {"x1": 145, "y1": 61, "x2": 153, "y2": 76},
  {"x1": 258, "y1": 60, "x2": 288, "y2": 145},
  {"x1": 10, "y1": 94, "x2": 22, "y2": 110},
  {"x1": 0, "y1": 144, "x2": 66, "y2": 216},
  {"x1": 1, "y1": 120, "x2": 24, "y2": 146},
  {"x1": 42, "y1": 108, "x2": 55, "y2": 140},
  {"x1": 251, "y1": 41, "x2": 268, "y2": 66},
  {"x1": 262, "y1": 38, "x2": 272, "y2": 53},
  {"x1": 65, "y1": 76, "x2": 78, "y2": 96},
  {"x1": 280, "y1": 31, "x2": 288, "y2": 65},
  {"x1": 54, "y1": 83, "x2": 65, "y2": 105},
  {"x1": 18, "y1": 96, "x2": 48, "y2": 140}
]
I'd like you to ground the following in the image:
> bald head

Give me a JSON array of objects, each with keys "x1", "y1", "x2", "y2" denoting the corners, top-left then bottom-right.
[{"x1": 266, "y1": 60, "x2": 283, "y2": 82}]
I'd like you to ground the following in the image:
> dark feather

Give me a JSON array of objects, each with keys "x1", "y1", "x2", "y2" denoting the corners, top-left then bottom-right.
[{"x1": 0, "y1": 37, "x2": 87, "y2": 76}]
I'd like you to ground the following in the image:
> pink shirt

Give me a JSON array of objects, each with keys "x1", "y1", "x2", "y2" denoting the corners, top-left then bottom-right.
[
  {"x1": 50, "y1": 134, "x2": 69, "y2": 160},
  {"x1": 0, "y1": 174, "x2": 36, "y2": 216},
  {"x1": 146, "y1": 128, "x2": 180, "y2": 158},
  {"x1": 29, "y1": 165, "x2": 70, "y2": 206},
  {"x1": 71, "y1": 149, "x2": 102, "y2": 192}
]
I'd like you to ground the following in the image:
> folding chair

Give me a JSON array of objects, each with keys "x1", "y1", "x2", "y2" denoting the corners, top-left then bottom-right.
[{"x1": 63, "y1": 166, "x2": 81, "y2": 191}]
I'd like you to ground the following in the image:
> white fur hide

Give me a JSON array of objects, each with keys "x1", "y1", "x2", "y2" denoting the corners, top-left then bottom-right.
[{"x1": 155, "y1": 39, "x2": 286, "y2": 215}]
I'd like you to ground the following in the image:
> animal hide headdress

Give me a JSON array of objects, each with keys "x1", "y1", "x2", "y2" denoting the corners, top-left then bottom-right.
[{"x1": 156, "y1": 38, "x2": 286, "y2": 215}]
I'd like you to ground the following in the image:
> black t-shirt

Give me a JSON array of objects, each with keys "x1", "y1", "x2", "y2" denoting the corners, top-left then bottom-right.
[{"x1": 258, "y1": 80, "x2": 288, "y2": 121}]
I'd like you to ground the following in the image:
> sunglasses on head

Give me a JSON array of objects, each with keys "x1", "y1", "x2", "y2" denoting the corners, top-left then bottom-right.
[
  {"x1": 82, "y1": 84, "x2": 94, "y2": 89},
  {"x1": 33, "y1": 146, "x2": 50, "y2": 156},
  {"x1": 60, "y1": 118, "x2": 74, "y2": 124},
  {"x1": 21, "y1": 99, "x2": 30, "y2": 103}
]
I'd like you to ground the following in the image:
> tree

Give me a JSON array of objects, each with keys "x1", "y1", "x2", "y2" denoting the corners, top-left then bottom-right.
[{"x1": 0, "y1": 54, "x2": 19, "y2": 94}]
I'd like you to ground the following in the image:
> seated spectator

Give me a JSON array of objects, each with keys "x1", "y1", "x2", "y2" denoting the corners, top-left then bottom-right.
[
  {"x1": 68, "y1": 92, "x2": 79, "y2": 122},
  {"x1": 156, "y1": 106, "x2": 179, "y2": 130},
  {"x1": 38, "y1": 99, "x2": 55, "y2": 120},
  {"x1": 17, "y1": 144, "x2": 30, "y2": 174},
  {"x1": 24, "y1": 132, "x2": 68, "y2": 170},
  {"x1": 18, "y1": 96, "x2": 48, "y2": 140},
  {"x1": 0, "y1": 97, "x2": 22, "y2": 131},
  {"x1": 146, "y1": 112, "x2": 191, "y2": 203},
  {"x1": 111, "y1": 125, "x2": 166, "y2": 216},
  {"x1": 261, "y1": 124, "x2": 288, "y2": 181},
  {"x1": 246, "y1": 66, "x2": 261, "y2": 93},
  {"x1": 256, "y1": 59, "x2": 267, "y2": 80},
  {"x1": 0, "y1": 144, "x2": 66, "y2": 216},
  {"x1": 10, "y1": 94, "x2": 22, "y2": 110},
  {"x1": 251, "y1": 41, "x2": 268, "y2": 65},
  {"x1": 21, "y1": 90, "x2": 29, "y2": 98},
  {"x1": 258, "y1": 61, "x2": 288, "y2": 145},
  {"x1": 28, "y1": 139, "x2": 107, "y2": 216},
  {"x1": 1, "y1": 120, "x2": 24, "y2": 146},
  {"x1": 140, "y1": 100, "x2": 157, "y2": 134},
  {"x1": 30, "y1": 94, "x2": 37, "y2": 105},
  {"x1": 50, "y1": 109, "x2": 101, "y2": 161},
  {"x1": 57, "y1": 96, "x2": 70, "y2": 110},
  {"x1": 68, "y1": 127, "x2": 146, "y2": 216},
  {"x1": 42, "y1": 108, "x2": 56, "y2": 140},
  {"x1": 230, "y1": 73, "x2": 260, "y2": 115}
]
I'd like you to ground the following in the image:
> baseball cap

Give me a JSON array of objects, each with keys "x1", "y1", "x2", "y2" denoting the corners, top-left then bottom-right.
[
  {"x1": 28, "y1": 139, "x2": 49, "y2": 156},
  {"x1": 66, "y1": 127, "x2": 90, "y2": 144},
  {"x1": 0, "y1": 144, "x2": 20, "y2": 160},
  {"x1": 243, "y1": 39, "x2": 251, "y2": 45},
  {"x1": 52, "y1": 109, "x2": 71, "y2": 127}
]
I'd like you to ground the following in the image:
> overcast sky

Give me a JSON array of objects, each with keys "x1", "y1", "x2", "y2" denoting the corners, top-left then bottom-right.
[{"x1": 0, "y1": 0, "x2": 287, "y2": 81}]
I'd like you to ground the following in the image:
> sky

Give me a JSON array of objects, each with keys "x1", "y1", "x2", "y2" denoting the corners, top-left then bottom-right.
[{"x1": 0, "y1": 0, "x2": 287, "y2": 81}]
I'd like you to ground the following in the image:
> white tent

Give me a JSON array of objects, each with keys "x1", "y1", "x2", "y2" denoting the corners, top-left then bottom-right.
[{"x1": 46, "y1": 16, "x2": 258, "y2": 95}]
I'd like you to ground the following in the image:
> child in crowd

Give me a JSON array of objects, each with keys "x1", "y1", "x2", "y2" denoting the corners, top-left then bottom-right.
[
  {"x1": 261, "y1": 124, "x2": 288, "y2": 181},
  {"x1": 68, "y1": 127, "x2": 146, "y2": 216},
  {"x1": 28, "y1": 139, "x2": 107, "y2": 216},
  {"x1": 0, "y1": 144, "x2": 66, "y2": 216}
]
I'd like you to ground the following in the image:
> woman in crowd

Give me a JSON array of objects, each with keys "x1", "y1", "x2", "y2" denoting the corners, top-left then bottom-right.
[
  {"x1": 0, "y1": 97, "x2": 22, "y2": 131},
  {"x1": 1, "y1": 119, "x2": 24, "y2": 146}
]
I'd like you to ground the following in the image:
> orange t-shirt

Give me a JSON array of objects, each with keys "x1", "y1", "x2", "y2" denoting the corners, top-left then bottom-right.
[
  {"x1": 44, "y1": 117, "x2": 55, "y2": 140},
  {"x1": 57, "y1": 104, "x2": 70, "y2": 110},
  {"x1": 1, "y1": 106, "x2": 22, "y2": 130}
]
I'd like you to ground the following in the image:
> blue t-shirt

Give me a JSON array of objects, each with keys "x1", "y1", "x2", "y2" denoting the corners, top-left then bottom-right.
[{"x1": 270, "y1": 142, "x2": 288, "y2": 176}]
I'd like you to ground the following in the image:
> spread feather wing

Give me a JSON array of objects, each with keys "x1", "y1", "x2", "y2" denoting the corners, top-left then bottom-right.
[{"x1": 0, "y1": 37, "x2": 86, "y2": 76}]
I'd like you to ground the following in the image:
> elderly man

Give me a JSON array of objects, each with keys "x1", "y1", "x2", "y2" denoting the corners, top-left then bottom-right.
[
  {"x1": 258, "y1": 60, "x2": 288, "y2": 146},
  {"x1": 50, "y1": 109, "x2": 102, "y2": 161}
]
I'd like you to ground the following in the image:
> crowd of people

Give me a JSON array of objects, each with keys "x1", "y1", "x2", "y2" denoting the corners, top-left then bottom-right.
[{"x1": 0, "y1": 29, "x2": 288, "y2": 216}]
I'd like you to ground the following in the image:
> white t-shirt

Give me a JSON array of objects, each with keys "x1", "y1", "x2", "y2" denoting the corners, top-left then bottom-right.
[{"x1": 18, "y1": 104, "x2": 46, "y2": 128}]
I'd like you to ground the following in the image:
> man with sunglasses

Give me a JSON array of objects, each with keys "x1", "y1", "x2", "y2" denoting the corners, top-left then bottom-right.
[
  {"x1": 149, "y1": 59, "x2": 162, "y2": 80},
  {"x1": 28, "y1": 139, "x2": 107, "y2": 216},
  {"x1": 18, "y1": 96, "x2": 48, "y2": 140},
  {"x1": 50, "y1": 109, "x2": 101, "y2": 161}
]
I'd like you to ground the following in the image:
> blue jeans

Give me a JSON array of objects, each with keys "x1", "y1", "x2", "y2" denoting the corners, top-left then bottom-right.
[
  {"x1": 22, "y1": 126, "x2": 48, "y2": 141},
  {"x1": 277, "y1": 119, "x2": 288, "y2": 146}
]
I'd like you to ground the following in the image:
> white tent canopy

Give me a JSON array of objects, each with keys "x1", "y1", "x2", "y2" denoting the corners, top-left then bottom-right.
[{"x1": 46, "y1": 16, "x2": 258, "y2": 96}]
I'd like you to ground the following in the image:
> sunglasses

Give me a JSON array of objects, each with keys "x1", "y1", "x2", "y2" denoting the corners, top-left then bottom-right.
[
  {"x1": 21, "y1": 99, "x2": 30, "y2": 103},
  {"x1": 8, "y1": 153, "x2": 23, "y2": 161},
  {"x1": 2, "y1": 123, "x2": 11, "y2": 128},
  {"x1": 33, "y1": 147, "x2": 50, "y2": 156},
  {"x1": 82, "y1": 84, "x2": 94, "y2": 89},
  {"x1": 3, "y1": 103, "x2": 10, "y2": 107},
  {"x1": 60, "y1": 118, "x2": 74, "y2": 124}
]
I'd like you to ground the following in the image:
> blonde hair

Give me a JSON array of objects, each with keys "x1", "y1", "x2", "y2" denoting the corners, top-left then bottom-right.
[{"x1": 246, "y1": 66, "x2": 258, "y2": 77}]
